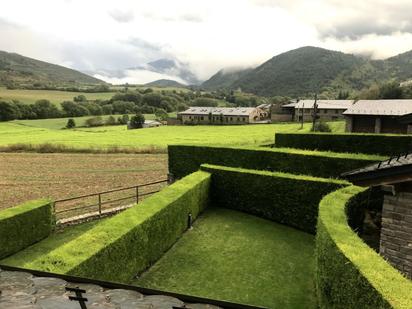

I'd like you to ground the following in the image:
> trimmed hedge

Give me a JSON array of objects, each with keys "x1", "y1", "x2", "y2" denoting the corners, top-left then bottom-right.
[
  {"x1": 316, "y1": 186, "x2": 412, "y2": 309},
  {"x1": 201, "y1": 164, "x2": 348, "y2": 234},
  {"x1": 21, "y1": 171, "x2": 211, "y2": 283},
  {"x1": 0, "y1": 199, "x2": 54, "y2": 259},
  {"x1": 275, "y1": 132, "x2": 412, "y2": 156},
  {"x1": 169, "y1": 145, "x2": 383, "y2": 179}
]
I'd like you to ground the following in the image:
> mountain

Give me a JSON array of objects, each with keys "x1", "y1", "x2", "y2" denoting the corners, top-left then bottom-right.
[
  {"x1": 204, "y1": 46, "x2": 412, "y2": 98},
  {"x1": 133, "y1": 58, "x2": 200, "y2": 85},
  {"x1": 202, "y1": 67, "x2": 254, "y2": 90},
  {"x1": 144, "y1": 79, "x2": 187, "y2": 88},
  {"x1": 0, "y1": 50, "x2": 105, "y2": 88}
]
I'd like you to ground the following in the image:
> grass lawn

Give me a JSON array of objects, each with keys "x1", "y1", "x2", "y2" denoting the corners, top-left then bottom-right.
[
  {"x1": 0, "y1": 121, "x2": 345, "y2": 151},
  {"x1": 135, "y1": 208, "x2": 317, "y2": 309},
  {"x1": 0, "y1": 87, "x2": 116, "y2": 106},
  {"x1": 1, "y1": 220, "x2": 103, "y2": 268}
]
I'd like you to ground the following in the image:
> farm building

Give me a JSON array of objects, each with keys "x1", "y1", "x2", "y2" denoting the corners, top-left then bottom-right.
[
  {"x1": 344, "y1": 100, "x2": 412, "y2": 134},
  {"x1": 178, "y1": 107, "x2": 267, "y2": 125},
  {"x1": 272, "y1": 100, "x2": 354, "y2": 122},
  {"x1": 127, "y1": 120, "x2": 162, "y2": 130},
  {"x1": 342, "y1": 154, "x2": 412, "y2": 279}
]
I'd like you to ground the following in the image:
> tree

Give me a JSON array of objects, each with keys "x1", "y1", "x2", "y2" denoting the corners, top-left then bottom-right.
[
  {"x1": 105, "y1": 116, "x2": 116, "y2": 125},
  {"x1": 155, "y1": 109, "x2": 168, "y2": 121},
  {"x1": 117, "y1": 114, "x2": 129, "y2": 125},
  {"x1": 85, "y1": 116, "x2": 104, "y2": 127},
  {"x1": 61, "y1": 101, "x2": 89, "y2": 117},
  {"x1": 379, "y1": 82, "x2": 403, "y2": 99},
  {"x1": 191, "y1": 98, "x2": 218, "y2": 107},
  {"x1": 73, "y1": 95, "x2": 87, "y2": 102},
  {"x1": 102, "y1": 104, "x2": 114, "y2": 115},
  {"x1": 66, "y1": 118, "x2": 76, "y2": 129},
  {"x1": 31, "y1": 100, "x2": 60, "y2": 119},
  {"x1": 129, "y1": 113, "x2": 145, "y2": 129},
  {"x1": 0, "y1": 101, "x2": 20, "y2": 121}
]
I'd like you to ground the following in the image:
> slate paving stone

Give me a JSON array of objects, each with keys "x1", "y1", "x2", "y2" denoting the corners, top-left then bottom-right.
[{"x1": 0, "y1": 269, "x2": 221, "y2": 309}]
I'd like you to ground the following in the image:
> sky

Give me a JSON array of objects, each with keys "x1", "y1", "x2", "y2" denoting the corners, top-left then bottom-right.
[{"x1": 1, "y1": 0, "x2": 412, "y2": 84}]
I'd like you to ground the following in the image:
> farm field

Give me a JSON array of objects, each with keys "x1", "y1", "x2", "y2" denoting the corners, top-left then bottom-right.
[
  {"x1": 0, "y1": 121, "x2": 346, "y2": 151},
  {"x1": 0, "y1": 87, "x2": 116, "y2": 105},
  {"x1": 136, "y1": 207, "x2": 317, "y2": 309},
  {"x1": 10, "y1": 113, "x2": 175, "y2": 130},
  {"x1": 0, "y1": 152, "x2": 167, "y2": 209}
]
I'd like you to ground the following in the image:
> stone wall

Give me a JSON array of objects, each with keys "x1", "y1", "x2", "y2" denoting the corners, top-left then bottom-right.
[{"x1": 380, "y1": 192, "x2": 412, "y2": 279}]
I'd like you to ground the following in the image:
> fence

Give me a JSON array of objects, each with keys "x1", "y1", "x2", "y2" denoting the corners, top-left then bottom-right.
[{"x1": 54, "y1": 179, "x2": 168, "y2": 222}]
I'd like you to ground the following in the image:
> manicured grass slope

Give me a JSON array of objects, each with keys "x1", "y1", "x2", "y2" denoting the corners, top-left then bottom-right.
[
  {"x1": 1, "y1": 220, "x2": 102, "y2": 267},
  {"x1": 136, "y1": 207, "x2": 317, "y2": 309},
  {"x1": 0, "y1": 121, "x2": 343, "y2": 150}
]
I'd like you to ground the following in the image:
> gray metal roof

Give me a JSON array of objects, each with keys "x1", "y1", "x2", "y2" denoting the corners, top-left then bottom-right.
[
  {"x1": 178, "y1": 107, "x2": 256, "y2": 116},
  {"x1": 283, "y1": 100, "x2": 354, "y2": 110},
  {"x1": 341, "y1": 153, "x2": 412, "y2": 185},
  {"x1": 343, "y1": 100, "x2": 412, "y2": 116}
]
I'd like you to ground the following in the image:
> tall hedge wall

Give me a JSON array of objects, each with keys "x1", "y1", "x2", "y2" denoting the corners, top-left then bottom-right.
[
  {"x1": 0, "y1": 199, "x2": 54, "y2": 259},
  {"x1": 201, "y1": 164, "x2": 348, "y2": 234},
  {"x1": 316, "y1": 186, "x2": 412, "y2": 309},
  {"x1": 275, "y1": 132, "x2": 412, "y2": 156},
  {"x1": 169, "y1": 145, "x2": 383, "y2": 179},
  {"x1": 18, "y1": 171, "x2": 211, "y2": 283}
]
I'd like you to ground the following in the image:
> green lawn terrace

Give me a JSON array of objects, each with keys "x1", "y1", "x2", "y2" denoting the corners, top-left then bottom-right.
[{"x1": 1, "y1": 142, "x2": 412, "y2": 308}]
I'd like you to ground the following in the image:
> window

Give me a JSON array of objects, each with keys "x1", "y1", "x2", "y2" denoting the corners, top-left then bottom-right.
[
  {"x1": 305, "y1": 109, "x2": 310, "y2": 113},
  {"x1": 335, "y1": 110, "x2": 339, "y2": 114},
  {"x1": 243, "y1": 117, "x2": 246, "y2": 122},
  {"x1": 237, "y1": 117, "x2": 240, "y2": 121},
  {"x1": 201, "y1": 116, "x2": 204, "y2": 120},
  {"x1": 323, "y1": 109, "x2": 327, "y2": 114},
  {"x1": 230, "y1": 117, "x2": 233, "y2": 121},
  {"x1": 189, "y1": 116, "x2": 192, "y2": 119}
]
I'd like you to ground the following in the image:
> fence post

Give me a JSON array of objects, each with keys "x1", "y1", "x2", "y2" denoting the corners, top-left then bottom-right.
[
  {"x1": 98, "y1": 193, "x2": 102, "y2": 215},
  {"x1": 136, "y1": 186, "x2": 139, "y2": 204}
]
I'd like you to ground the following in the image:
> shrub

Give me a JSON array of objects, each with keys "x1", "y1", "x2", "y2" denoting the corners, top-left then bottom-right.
[
  {"x1": 85, "y1": 116, "x2": 104, "y2": 127},
  {"x1": 19, "y1": 171, "x2": 211, "y2": 282},
  {"x1": 66, "y1": 118, "x2": 76, "y2": 129},
  {"x1": 316, "y1": 186, "x2": 412, "y2": 308},
  {"x1": 117, "y1": 114, "x2": 129, "y2": 125},
  {"x1": 129, "y1": 113, "x2": 145, "y2": 129},
  {"x1": 313, "y1": 121, "x2": 331, "y2": 132},
  {"x1": 105, "y1": 116, "x2": 116, "y2": 125},
  {"x1": 168, "y1": 145, "x2": 383, "y2": 179},
  {"x1": 0, "y1": 199, "x2": 54, "y2": 259},
  {"x1": 201, "y1": 164, "x2": 348, "y2": 233},
  {"x1": 275, "y1": 133, "x2": 412, "y2": 156}
]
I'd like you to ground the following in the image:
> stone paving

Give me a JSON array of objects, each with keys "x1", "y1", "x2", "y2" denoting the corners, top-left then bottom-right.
[{"x1": 0, "y1": 268, "x2": 221, "y2": 309}]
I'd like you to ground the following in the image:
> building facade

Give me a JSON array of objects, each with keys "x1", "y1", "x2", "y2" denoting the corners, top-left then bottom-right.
[
  {"x1": 344, "y1": 100, "x2": 412, "y2": 134},
  {"x1": 271, "y1": 100, "x2": 354, "y2": 122},
  {"x1": 178, "y1": 107, "x2": 266, "y2": 125}
]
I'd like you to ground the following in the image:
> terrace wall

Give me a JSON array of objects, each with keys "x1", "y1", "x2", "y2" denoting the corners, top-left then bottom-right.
[
  {"x1": 0, "y1": 199, "x2": 54, "y2": 259},
  {"x1": 275, "y1": 132, "x2": 412, "y2": 156},
  {"x1": 201, "y1": 164, "x2": 348, "y2": 234},
  {"x1": 169, "y1": 145, "x2": 382, "y2": 179},
  {"x1": 316, "y1": 186, "x2": 412, "y2": 309}
]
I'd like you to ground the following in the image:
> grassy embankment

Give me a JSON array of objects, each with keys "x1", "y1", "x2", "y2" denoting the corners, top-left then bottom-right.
[{"x1": 136, "y1": 207, "x2": 317, "y2": 309}]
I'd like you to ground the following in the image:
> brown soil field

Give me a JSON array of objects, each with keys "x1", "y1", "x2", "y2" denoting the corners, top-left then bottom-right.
[{"x1": 0, "y1": 153, "x2": 168, "y2": 210}]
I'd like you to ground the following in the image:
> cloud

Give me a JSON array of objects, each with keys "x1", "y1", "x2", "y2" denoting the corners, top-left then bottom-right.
[{"x1": 108, "y1": 9, "x2": 134, "y2": 23}]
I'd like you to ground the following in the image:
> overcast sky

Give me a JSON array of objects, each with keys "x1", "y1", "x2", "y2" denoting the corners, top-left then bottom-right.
[{"x1": 1, "y1": 0, "x2": 412, "y2": 83}]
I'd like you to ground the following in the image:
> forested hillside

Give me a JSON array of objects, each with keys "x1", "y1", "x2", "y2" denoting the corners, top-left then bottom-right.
[{"x1": 0, "y1": 50, "x2": 104, "y2": 89}]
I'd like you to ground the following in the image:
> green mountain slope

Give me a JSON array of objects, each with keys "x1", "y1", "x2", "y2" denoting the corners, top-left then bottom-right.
[
  {"x1": 231, "y1": 46, "x2": 366, "y2": 97},
  {"x1": 144, "y1": 79, "x2": 187, "y2": 88},
  {"x1": 0, "y1": 50, "x2": 105, "y2": 88},
  {"x1": 202, "y1": 67, "x2": 253, "y2": 90},
  {"x1": 205, "y1": 46, "x2": 412, "y2": 98}
]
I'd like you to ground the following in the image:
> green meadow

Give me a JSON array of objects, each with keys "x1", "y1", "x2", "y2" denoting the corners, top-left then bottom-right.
[
  {"x1": 0, "y1": 87, "x2": 116, "y2": 105},
  {"x1": 0, "y1": 120, "x2": 345, "y2": 151}
]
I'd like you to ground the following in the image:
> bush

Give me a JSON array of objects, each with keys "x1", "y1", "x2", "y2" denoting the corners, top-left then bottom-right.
[
  {"x1": 316, "y1": 186, "x2": 412, "y2": 308},
  {"x1": 105, "y1": 116, "x2": 116, "y2": 126},
  {"x1": 168, "y1": 145, "x2": 383, "y2": 179},
  {"x1": 20, "y1": 171, "x2": 211, "y2": 282},
  {"x1": 117, "y1": 114, "x2": 129, "y2": 125},
  {"x1": 0, "y1": 199, "x2": 54, "y2": 259},
  {"x1": 129, "y1": 113, "x2": 145, "y2": 129},
  {"x1": 275, "y1": 133, "x2": 412, "y2": 156},
  {"x1": 66, "y1": 118, "x2": 76, "y2": 129},
  {"x1": 313, "y1": 121, "x2": 331, "y2": 132},
  {"x1": 85, "y1": 116, "x2": 104, "y2": 127},
  {"x1": 201, "y1": 164, "x2": 347, "y2": 233}
]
